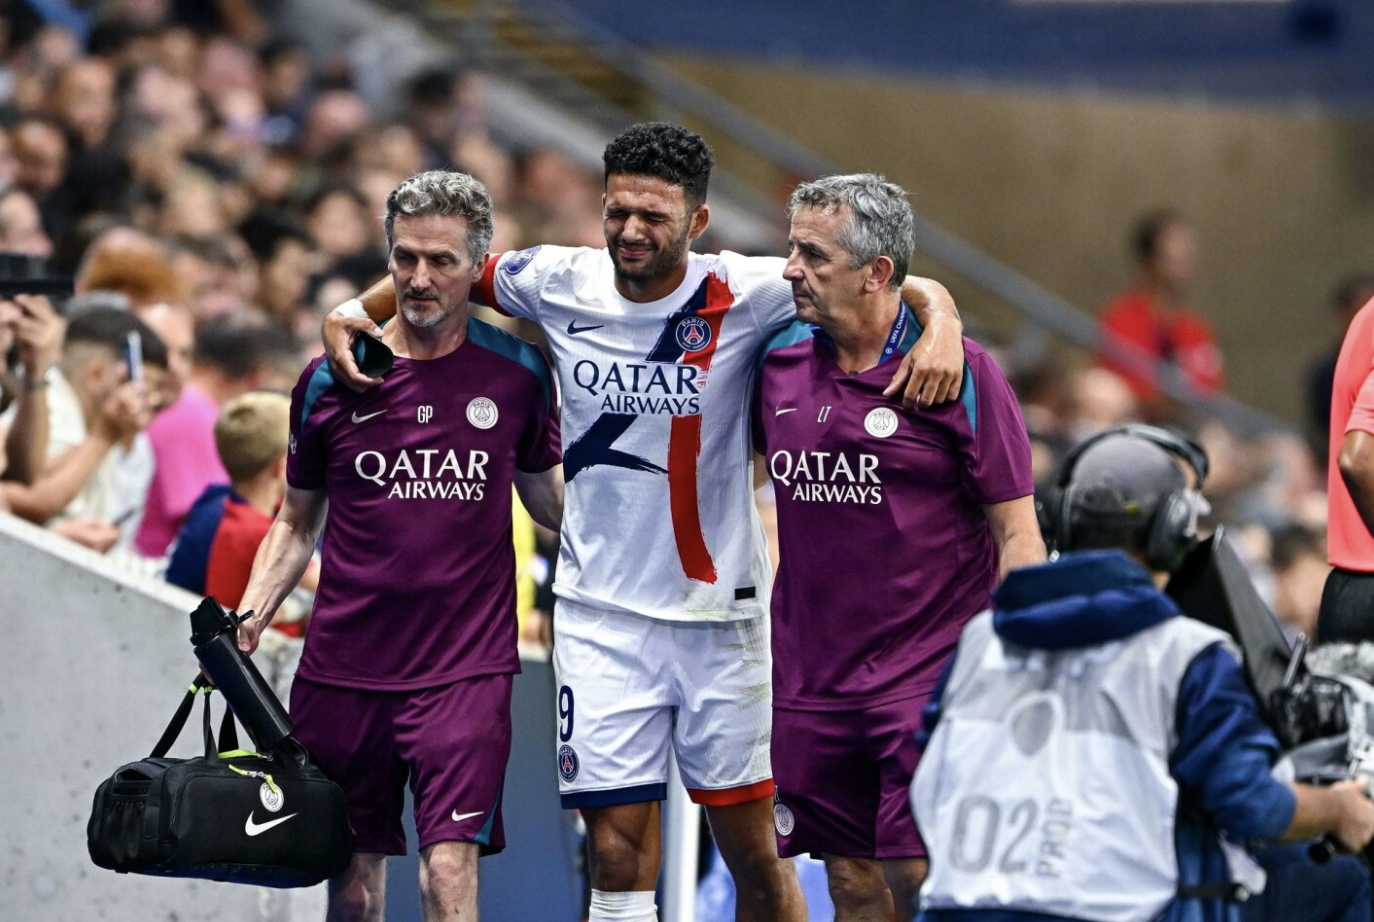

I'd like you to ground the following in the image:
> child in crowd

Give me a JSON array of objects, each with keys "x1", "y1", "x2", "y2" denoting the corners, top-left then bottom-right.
[{"x1": 166, "y1": 391, "x2": 316, "y2": 697}]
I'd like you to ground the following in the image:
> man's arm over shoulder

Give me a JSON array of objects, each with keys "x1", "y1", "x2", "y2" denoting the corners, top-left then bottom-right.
[{"x1": 887, "y1": 276, "x2": 964, "y2": 409}]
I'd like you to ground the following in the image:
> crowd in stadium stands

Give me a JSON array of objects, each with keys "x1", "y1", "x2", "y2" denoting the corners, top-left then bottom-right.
[
  {"x1": 2, "y1": 6, "x2": 1374, "y2": 915},
  {"x1": 0, "y1": 0, "x2": 1366, "y2": 656}
]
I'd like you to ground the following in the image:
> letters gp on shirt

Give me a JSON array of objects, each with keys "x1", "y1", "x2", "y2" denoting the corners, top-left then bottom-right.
[{"x1": 353, "y1": 448, "x2": 491, "y2": 500}]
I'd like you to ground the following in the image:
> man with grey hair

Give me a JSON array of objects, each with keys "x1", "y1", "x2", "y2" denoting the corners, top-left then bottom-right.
[
  {"x1": 236, "y1": 170, "x2": 564, "y2": 922},
  {"x1": 753, "y1": 173, "x2": 1045, "y2": 921}
]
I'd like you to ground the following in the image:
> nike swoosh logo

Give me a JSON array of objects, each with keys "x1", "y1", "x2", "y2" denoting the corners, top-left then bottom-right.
[
  {"x1": 567, "y1": 321, "x2": 604, "y2": 335},
  {"x1": 774, "y1": 407, "x2": 798, "y2": 416},
  {"x1": 451, "y1": 810, "x2": 484, "y2": 822},
  {"x1": 245, "y1": 812, "x2": 299, "y2": 836},
  {"x1": 352, "y1": 410, "x2": 385, "y2": 423}
]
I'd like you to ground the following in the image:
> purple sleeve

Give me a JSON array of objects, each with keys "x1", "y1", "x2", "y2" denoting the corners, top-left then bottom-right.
[
  {"x1": 960, "y1": 350, "x2": 1035, "y2": 505},
  {"x1": 516, "y1": 352, "x2": 563, "y2": 473},
  {"x1": 286, "y1": 358, "x2": 330, "y2": 490}
]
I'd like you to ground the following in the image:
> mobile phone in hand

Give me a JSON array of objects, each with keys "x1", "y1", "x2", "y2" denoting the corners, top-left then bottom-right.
[{"x1": 123, "y1": 331, "x2": 143, "y2": 384}]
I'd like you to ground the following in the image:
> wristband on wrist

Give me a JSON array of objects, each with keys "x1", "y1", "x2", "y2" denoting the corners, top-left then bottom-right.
[
  {"x1": 334, "y1": 298, "x2": 368, "y2": 320},
  {"x1": 18, "y1": 363, "x2": 55, "y2": 392}
]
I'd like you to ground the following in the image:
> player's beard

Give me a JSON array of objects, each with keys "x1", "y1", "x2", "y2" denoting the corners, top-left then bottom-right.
[
  {"x1": 400, "y1": 290, "x2": 450, "y2": 329},
  {"x1": 608, "y1": 222, "x2": 692, "y2": 286}
]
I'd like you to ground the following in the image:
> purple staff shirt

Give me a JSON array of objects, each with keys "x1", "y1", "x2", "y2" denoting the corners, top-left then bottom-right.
[
  {"x1": 288, "y1": 319, "x2": 561, "y2": 691},
  {"x1": 754, "y1": 309, "x2": 1033, "y2": 711}
]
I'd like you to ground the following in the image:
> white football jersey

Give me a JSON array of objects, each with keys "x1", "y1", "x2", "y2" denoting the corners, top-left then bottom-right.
[{"x1": 479, "y1": 245, "x2": 795, "y2": 622}]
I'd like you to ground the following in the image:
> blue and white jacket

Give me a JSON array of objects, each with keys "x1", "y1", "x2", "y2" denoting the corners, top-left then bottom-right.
[{"x1": 912, "y1": 551, "x2": 1295, "y2": 922}]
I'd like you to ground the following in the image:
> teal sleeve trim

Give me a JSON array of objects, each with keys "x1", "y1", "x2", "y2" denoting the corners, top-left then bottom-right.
[
  {"x1": 756, "y1": 320, "x2": 815, "y2": 375},
  {"x1": 960, "y1": 360, "x2": 978, "y2": 436},
  {"x1": 466, "y1": 318, "x2": 555, "y2": 411},
  {"x1": 299, "y1": 361, "x2": 336, "y2": 432}
]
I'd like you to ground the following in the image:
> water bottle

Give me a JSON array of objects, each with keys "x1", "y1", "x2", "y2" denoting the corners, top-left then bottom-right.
[{"x1": 189, "y1": 596, "x2": 296, "y2": 754}]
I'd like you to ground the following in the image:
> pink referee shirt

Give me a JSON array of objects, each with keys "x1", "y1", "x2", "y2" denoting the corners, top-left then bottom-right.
[{"x1": 1328, "y1": 296, "x2": 1374, "y2": 571}]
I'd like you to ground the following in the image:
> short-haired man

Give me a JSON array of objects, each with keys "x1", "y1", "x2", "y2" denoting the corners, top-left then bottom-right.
[
  {"x1": 755, "y1": 174, "x2": 1044, "y2": 921},
  {"x1": 237, "y1": 170, "x2": 564, "y2": 922},
  {"x1": 324, "y1": 124, "x2": 969, "y2": 922},
  {"x1": 911, "y1": 426, "x2": 1374, "y2": 922}
]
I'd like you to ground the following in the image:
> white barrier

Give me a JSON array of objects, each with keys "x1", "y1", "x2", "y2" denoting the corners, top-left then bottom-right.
[{"x1": 0, "y1": 514, "x2": 281, "y2": 919}]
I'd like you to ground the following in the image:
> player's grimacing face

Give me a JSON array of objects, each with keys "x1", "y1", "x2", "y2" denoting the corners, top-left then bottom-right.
[
  {"x1": 784, "y1": 205, "x2": 867, "y2": 328},
  {"x1": 602, "y1": 174, "x2": 699, "y2": 284},
  {"x1": 388, "y1": 213, "x2": 484, "y2": 330}
]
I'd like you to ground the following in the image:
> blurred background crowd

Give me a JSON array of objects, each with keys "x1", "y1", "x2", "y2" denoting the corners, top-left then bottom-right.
[{"x1": 0, "y1": 0, "x2": 1369, "y2": 660}]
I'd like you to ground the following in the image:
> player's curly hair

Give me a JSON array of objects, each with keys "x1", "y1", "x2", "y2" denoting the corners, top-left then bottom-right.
[
  {"x1": 602, "y1": 123, "x2": 713, "y2": 207},
  {"x1": 384, "y1": 170, "x2": 494, "y2": 265}
]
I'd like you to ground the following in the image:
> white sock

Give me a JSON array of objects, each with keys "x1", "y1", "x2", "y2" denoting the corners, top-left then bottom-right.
[{"x1": 588, "y1": 889, "x2": 658, "y2": 922}]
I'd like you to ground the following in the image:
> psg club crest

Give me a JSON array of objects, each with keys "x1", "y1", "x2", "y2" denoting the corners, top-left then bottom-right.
[
  {"x1": 502, "y1": 246, "x2": 541, "y2": 275},
  {"x1": 675, "y1": 316, "x2": 712, "y2": 353},
  {"x1": 466, "y1": 397, "x2": 499, "y2": 430},
  {"x1": 260, "y1": 782, "x2": 284, "y2": 813},
  {"x1": 558, "y1": 744, "x2": 580, "y2": 782},
  {"x1": 864, "y1": 407, "x2": 899, "y2": 439}
]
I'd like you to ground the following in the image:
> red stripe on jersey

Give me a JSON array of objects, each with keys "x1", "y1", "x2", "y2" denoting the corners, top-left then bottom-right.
[
  {"x1": 473, "y1": 253, "x2": 511, "y2": 316},
  {"x1": 687, "y1": 778, "x2": 775, "y2": 806},
  {"x1": 666, "y1": 272, "x2": 735, "y2": 584}
]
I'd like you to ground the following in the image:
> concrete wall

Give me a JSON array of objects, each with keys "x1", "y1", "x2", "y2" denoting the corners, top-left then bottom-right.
[
  {"x1": 0, "y1": 514, "x2": 583, "y2": 921},
  {"x1": 668, "y1": 56, "x2": 1374, "y2": 422},
  {"x1": 0, "y1": 514, "x2": 268, "y2": 920}
]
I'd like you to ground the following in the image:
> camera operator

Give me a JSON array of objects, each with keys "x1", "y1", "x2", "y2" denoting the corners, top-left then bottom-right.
[{"x1": 911, "y1": 425, "x2": 1374, "y2": 922}]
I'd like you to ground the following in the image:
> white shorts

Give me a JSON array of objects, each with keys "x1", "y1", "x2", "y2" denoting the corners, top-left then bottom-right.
[{"x1": 551, "y1": 598, "x2": 774, "y2": 809}]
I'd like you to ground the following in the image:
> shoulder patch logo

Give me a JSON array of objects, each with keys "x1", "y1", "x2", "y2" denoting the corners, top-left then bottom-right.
[
  {"x1": 864, "y1": 407, "x2": 899, "y2": 439},
  {"x1": 675, "y1": 316, "x2": 712, "y2": 352},
  {"x1": 466, "y1": 397, "x2": 499, "y2": 429},
  {"x1": 558, "y1": 744, "x2": 579, "y2": 782},
  {"x1": 502, "y1": 246, "x2": 542, "y2": 275}
]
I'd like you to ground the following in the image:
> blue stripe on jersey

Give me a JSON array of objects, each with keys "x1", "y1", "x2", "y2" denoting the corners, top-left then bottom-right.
[
  {"x1": 898, "y1": 302, "x2": 922, "y2": 353},
  {"x1": 465, "y1": 318, "x2": 555, "y2": 411},
  {"x1": 299, "y1": 360, "x2": 336, "y2": 432},
  {"x1": 756, "y1": 319, "x2": 816, "y2": 375},
  {"x1": 560, "y1": 782, "x2": 669, "y2": 810}
]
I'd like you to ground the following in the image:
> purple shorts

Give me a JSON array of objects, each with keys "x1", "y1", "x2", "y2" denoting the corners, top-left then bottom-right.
[
  {"x1": 771, "y1": 694, "x2": 930, "y2": 860},
  {"x1": 290, "y1": 673, "x2": 513, "y2": 856}
]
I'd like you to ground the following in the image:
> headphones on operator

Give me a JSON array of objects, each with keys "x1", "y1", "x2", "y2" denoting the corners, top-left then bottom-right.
[{"x1": 1050, "y1": 424, "x2": 1210, "y2": 572}]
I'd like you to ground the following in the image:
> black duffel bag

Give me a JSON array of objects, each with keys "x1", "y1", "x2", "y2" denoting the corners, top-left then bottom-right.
[{"x1": 88, "y1": 676, "x2": 353, "y2": 887}]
